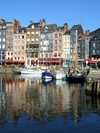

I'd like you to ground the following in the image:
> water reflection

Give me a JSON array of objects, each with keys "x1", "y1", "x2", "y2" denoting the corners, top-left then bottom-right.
[{"x1": 0, "y1": 74, "x2": 100, "y2": 131}]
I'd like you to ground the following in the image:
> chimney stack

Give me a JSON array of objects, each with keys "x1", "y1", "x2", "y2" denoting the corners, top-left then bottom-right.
[
  {"x1": 1, "y1": 19, "x2": 5, "y2": 24},
  {"x1": 85, "y1": 30, "x2": 90, "y2": 35},
  {"x1": 40, "y1": 19, "x2": 41, "y2": 25},
  {"x1": 64, "y1": 23, "x2": 68, "y2": 30},
  {"x1": 30, "y1": 21, "x2": 33, "y2": 24}
]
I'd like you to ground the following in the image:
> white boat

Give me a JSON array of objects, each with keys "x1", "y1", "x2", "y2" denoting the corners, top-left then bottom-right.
[
  {"x1": 53, "y1": 71, "x2": 66, "y2": 80},
  {"x1": 20, "y1": 69, "x2": 44, "y2": 76}
]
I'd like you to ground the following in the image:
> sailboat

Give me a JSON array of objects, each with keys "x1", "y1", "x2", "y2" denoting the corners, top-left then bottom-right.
[
  {"x1": 42, "y1": 44, "x2": 53, "y2": 79},
  {"x1": 20, "y1": 42, "x2": 44, "y2": 76},
  {"x1": 67, "y1": 31, "x2": 86, "y2": 83}
]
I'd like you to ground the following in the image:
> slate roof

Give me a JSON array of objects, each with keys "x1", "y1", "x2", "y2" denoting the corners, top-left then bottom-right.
[
  {"x1": 40, "y1": 24, "x2": 57, "y2": 33},
  {"x1": 14, "y1": 27, "x2": 26, "y2": 33},
  {"x1": 27, "y1": 22, "x2": 40, "y2": 29},
  {"x1": 63, "y1": 30, "x2": 70, "y2": 35},
  {"x1": 71, "y1": 25, "x2": 81, "y2": 30},
  {"x1": 88, "y1": 28, "x2": 100, "y2": 40}
]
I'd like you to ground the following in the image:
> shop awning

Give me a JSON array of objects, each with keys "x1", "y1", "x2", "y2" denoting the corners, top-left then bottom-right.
[
  {"x1": 84, "y1": 60, "x2": 99, "y2": 63},
  {"x1": 54, "y1": 53, "x2": 57, "y2": 56},
  {"x1": 5, "y1": 60, "x2": 13, "y2": 63},
  {"x1": 13, "y1": 60, "x2": 25, "y2": 63},
  {"x1": 58, "y1": 53, "x2": 61, "y2": 55},
  {"x1": 31, "y1": 61, "x2": 37, "y2": 63},
  {"x1": 39, "y1": 59, "x2": 63, "y2": 63}
]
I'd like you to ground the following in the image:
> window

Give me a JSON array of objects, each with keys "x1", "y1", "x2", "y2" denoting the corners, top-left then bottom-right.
[
  {"x1": 15, "y1": 41, "x2": 17, "y2": 45},
  {"x1": 64, "y1": 42, "x2": 66, "y2": 46},
  {"x1": 8, "y1": 46, "x2": 10, "y2": 50},
  {"x1": 36, "y1": 32, "x2": 38, "y2": 36},
  {"x1": 22, "y1": 57, "x2": 24, "y2": 60},
  {"x1": 3, "y1": 38, "x2": 5, "y2": 42},
  {"x1": 93, "y1": 43, "x2": 95, "y2": 47},
  {"x1": 27, "y1": 32, "x2": 30, "y2": 36},
  {"x1": 15, "y1": 46, "x2": 17, "y2": 50},
  {"x1": 65, "y1": 37, "x2": 66, "y2": 41},
  {"x1": 18, "y1": 41, "x2": 20, "y2": 44},
  {"x1": 16, "y1": 30, "x2": 18, "y2": 33},
  {"x1": 11, "y1": 29, "x2": 13, "y2": 32},
  {"x1": 55, "y1": 46, "x2": 57, "y2": 50},
  {"x1": 64, "y1": 48, "x2": 66, "y2": 52},
  {"x1": 11, "y1": 34, "x2": 13, "y2": 38},
  {"x1": 59, "y1": 40, "x2": 62, "y2": 45},
  {"x1": 18, "y1": 52, "x2": 20, "y2": 55},
  {"x1": 0, "y1": 38, "x2": 1, "y2": 42},
  {"x1": 18, "y1": 36, "x2": 20, "y2": 39},
  {"x1": 8, "y1": 40, "x2": 10, "y2": 44},
  {"x1": 11, "y1": 40, "x2": 13, "y2": 44},
  {"x1": 31, "y1": 32, "x2": 34, "y2": 36},
  {"x1": 3, "y1": 32, "x2": 5, "y2": 35},
  {"x1": 22, "y1": 52, "x2": 24, "y2": 55},
  {"x1": 22, "y1": 30, "x2": 24, "y2": 33},
  {"x1": 3, "y1": 26, "x2": 6, "y2": 29},
  {"x1": 64, "y1": 54, "x2": 66, "y2": 58},
  {"x1": 8, "y1": 34, "x2": 10, "y2": 38},
  {"x1": 18, "y1": 46, "x2": 20, "y2": 50},
  {"x1": 67, "y1": 54, "x2": 70, "y2": 58},
  {"x1": 15, "y1": 36, "x2": 17, "y2": 39},
  {"x1": 15, "y1": 52, "x2": 17, "y2": 55},
  {"x1": 18, "y1": 57, "x2": 20, "y2": 60},
  {"x1": 32, "y1": 25, "x2": 34, "y2": 28},
  {"x1": 67, "y1": 42, "x2": 70, "y2": 45},
  {"x1": 22, "y1": 36, "x2": 24, "y2": 39},
  {"x1": 8, "y1": 51, "x2": 10, "y2": 55},
  {"x1": 0, "y1": 26, "x2": 2, "y2": 29},
  {"x1": 2, "y1": 44, "x2": 5, "y2": 49},
  {"x1": 31, "y1": 38, "x2": 34, "y2": 43},
  {"x1": 93, "y1": 50, "x2": 95, "y2": 53},
  {"x1": 11, "y1": 52, "x2": 13, "y2": 55},
  {"x1": 55, "y1": 34, "x2": 57, "y2": 38},
  {"x1": 27, "y1": 38, "x2": 30, "y2": 43},
  {"x1": 59, "y1": 33, "x2": 62, "y2": 38},
  {"x1": 55, "y1": 40, "x2": 57, "y2": 44},
  {"x1": 22, "y1": 41, "x2": 24, "y2": 44},
  {"x1": 22, "y1": 46, "x2": 24, "y2": 50},
  {"x1": 36, "y1": 38, "x2": 38, "y2": 43},
  {"x1": 68, "y1": 37, "x2": 70, "y2": 40},
  {"x1": 11, "y1": 46, "x2": 13, "y2": 50},
  {"x1": 67, "y1": 48, "x2": 69, "y2": 52},
  {"x1": 8, "y1": 29, "x2": 10, "y2": 32},
  {"x1": 0, "y1": 44, "x2": 1, "y2": 49},
  {"x1": 40, "y1": 41, "x2": 42, "y2": 45}
]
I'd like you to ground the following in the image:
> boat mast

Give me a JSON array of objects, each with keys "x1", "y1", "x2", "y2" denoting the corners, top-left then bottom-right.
[{"x1": 75, "y1": 30, "x2": 78, "y2": 72}]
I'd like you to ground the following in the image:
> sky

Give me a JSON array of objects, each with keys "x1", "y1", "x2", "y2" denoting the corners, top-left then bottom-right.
[{"x1": 0, "y1": 0, "x2": 100, "y2": 32}]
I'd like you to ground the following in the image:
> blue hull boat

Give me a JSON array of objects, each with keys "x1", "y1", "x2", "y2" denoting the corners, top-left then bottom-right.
[{"x1": 42, "y1": 72, "x2": 53, "y2": 79}]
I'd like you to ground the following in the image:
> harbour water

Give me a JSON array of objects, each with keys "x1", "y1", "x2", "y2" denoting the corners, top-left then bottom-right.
[{"x1": 0, "y1": 74, "x2": 100, "y2": 133}]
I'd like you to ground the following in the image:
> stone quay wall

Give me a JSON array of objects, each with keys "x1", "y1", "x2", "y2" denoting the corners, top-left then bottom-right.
[{"x1": 0, "y1": 68, "x2": 20, "y2": 74}]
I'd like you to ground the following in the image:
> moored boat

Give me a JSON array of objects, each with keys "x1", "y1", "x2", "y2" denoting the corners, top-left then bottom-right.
[{"x1": 42, "y1": 72, "x2": 53, "y2": 79}]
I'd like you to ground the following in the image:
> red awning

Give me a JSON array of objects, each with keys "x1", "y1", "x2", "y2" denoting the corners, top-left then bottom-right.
[
  {"x1": 84, "y1": 60, "x2": 99, "y2": 63},
  {"x1": 54, "y1": 53, "x2": 57, "y2": 56},
  {"x1": 31, "y1": 61, "x2": 37, "y2": 63},
  {"x1": 5, "y1": 60, "x2": 12, "y2": 63},
  {"x1": 13, "y1": 60, "x2": 25, "y2": 63},
  {"x1": 39, "y1": 59, "x2": 63, "y2": 63}
]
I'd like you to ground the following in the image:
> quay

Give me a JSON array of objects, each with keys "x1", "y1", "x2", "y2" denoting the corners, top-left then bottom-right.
[{"x1": 0, "y1": 68, "x2": 20, "y2": 74}]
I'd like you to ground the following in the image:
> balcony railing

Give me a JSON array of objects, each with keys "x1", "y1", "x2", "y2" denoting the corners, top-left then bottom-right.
[{"x1": 26, "y1": 48, "x2": 38, "y2": 52}]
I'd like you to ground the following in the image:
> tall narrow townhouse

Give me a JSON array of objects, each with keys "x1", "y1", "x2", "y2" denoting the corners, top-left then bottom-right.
[
  {"x1": 53, "y1": 23, "x2": 68, "y2": 67},
  {"x1": 6, "y1": 22, "x2": 14, "y2": 63},
  {"x1": 0, "y1": 19, "x2": 6, "y2": 66},
  {"x1": 70, "y1": 24, "x2": 83, "y2": 66},
  {"x1": 63, "y1": 30, "x2": 70, "y2": 67},
  {"x1": 13, "y1": 27, "x2": 26, "y2": 64},
  {"x1": 26, "y1": 21, "x2": 40, "y2": 66},
  {"x1": 39, "y1": 19, "x2": 57, "y2": 66}
]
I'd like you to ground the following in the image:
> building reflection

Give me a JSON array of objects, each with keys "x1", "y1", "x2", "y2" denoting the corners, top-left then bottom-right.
[{"x1": 0, "y1": 75, "x2": 99, "y2": 126}]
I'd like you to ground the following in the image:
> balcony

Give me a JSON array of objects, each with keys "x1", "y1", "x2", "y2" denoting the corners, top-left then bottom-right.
[{"x1": 26, "y1": 48, "x2": 38, "y2": 52}]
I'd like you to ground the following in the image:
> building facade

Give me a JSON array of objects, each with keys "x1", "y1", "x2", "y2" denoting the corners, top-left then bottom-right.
[
  {"x1": 26, "y1": 21, "x2": 40, "y2": 66},
  {"x1": 0, "y1": 19, "x2": 6, "y2": 65}
]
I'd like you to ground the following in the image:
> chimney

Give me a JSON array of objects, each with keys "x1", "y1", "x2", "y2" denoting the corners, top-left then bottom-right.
[
  {"x1": 64, "y1": 23, "x2": 68, "y2": 30},
  {"x1": 42, "y1": 19, "x2": 46, "y2": 27},
  {"x1": 13, "y1": 19, "x2": 20, "y2": 32},
  {"x1": 40, "y1": 19, "x2": 41, "y2": 25},
  {"x1": 85, "y1": 30, "x2": 90, "y2": 35},
  {"x1": 1, "y1": 19, "x2": 5, "y2": 24},
  {"x1": 30, "y1": 21, "x2": 33, "y2": 24}
]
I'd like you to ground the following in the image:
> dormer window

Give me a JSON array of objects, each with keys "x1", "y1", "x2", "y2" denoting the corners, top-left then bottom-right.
[
  {"x1": 16, "y1": 30, "x2": 18, "y2": 33},
  {"x1": 32, "y1": 25, "x2": 34, "y2": 29},
  {"x1": 22, "y1": 30, "x2": 24, "y2": 33},
  {"x1": 45, "y1": 26, "x2": 48, "y2": 29}
]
